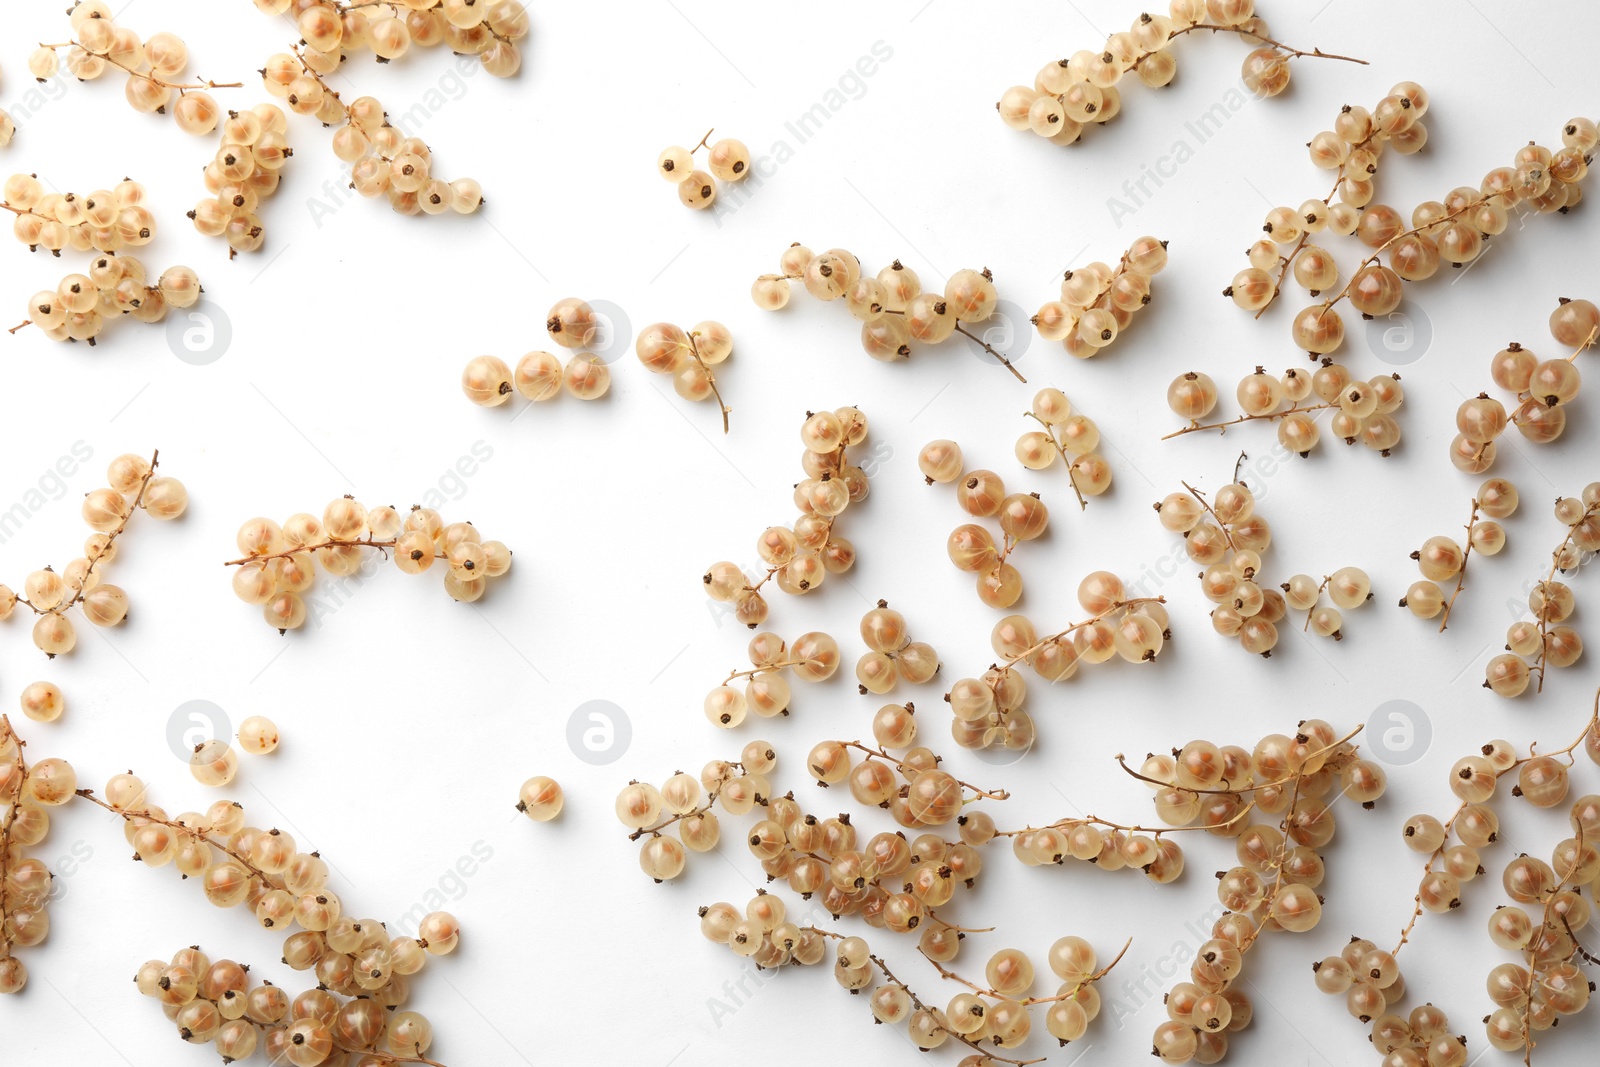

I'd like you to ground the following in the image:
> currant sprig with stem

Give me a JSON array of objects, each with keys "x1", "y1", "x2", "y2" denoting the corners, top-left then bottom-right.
[
  {"x1": 1001, "y1": 2, "x2": 1364, "y2": 149},
  {"x1": 1533, "y1": 498, "x2": 1600, "y2": 693},
  {"x1": 1162, "y1": 378, "x2": 1335, "y2": 440},
  {"x1": 136, "y1": 945, "x2": 454, "y2": 1066},
  {"x1": 754, "y1": 248, "x2": 1026, "y2": 382},
  {"x1": 0, "y1": 450, "x2": 186, "y2": 657},
  {"x1": 920, "y1": 937, "x2": 1131, "y2": 1008},
  {"x1": 1389, "y1": 692, "x2": 1600, "y2": 962},
  {"x1": 806, "y1": 928, "x2": 1046, "y2": 1065},
  {"x1": 828, "y1": 740, "x2": 1011, "y2": 803},
  {"x1": 1483, "y1": 488, "x2": 1600, "y2": 696},
  {"x1": 1435, "y1": 499, "x2": 1482, "y2": 633}
]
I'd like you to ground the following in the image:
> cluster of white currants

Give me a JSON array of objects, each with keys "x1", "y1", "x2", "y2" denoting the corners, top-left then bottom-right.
[
  {"x1": 1452, "y1": 298, "x2": 1598, "y2": 474},
  {"x1": 4, "y1": 174, "x2": 157, "y2": 256},
  {"x1": 853, "y1": 601, "x2": 939, "y2": 695},
  {"x1": 615, "y1": 743, "x2": 776, "y2": 881},
  {"x1": 1399, "y1": 478, "x2": 1517, "y2": 630},
  {"x1": 1241, "y1": 103, "x2": 1595, "y2": 360},
  {"x1": 704, "y1": 407, "x2": 871, "y2": 627},
  {"x1": 989, "y1": 572, "x2": 1170, "y2": 687},
  {"x1": 1004, "y1": 808, "x2": 1184, "y2": 885},
  {"x1": 0, "y1": 452, "x2": 185, "y2": 657},
  {"x1": 1233, "y1": 81, "x2": 1433, "y2": 318},
  {"x1": 30, "y1": 3, "x2": 238, "y2": 134},
  {"x1": 754, "y1": 248, "x2": 1026, "y2": 380},
  {"x1": 920, "y1": 440, "x2": 1050, "y2": 609},
  {"x1": 189, "y1": 105, "x2": 291, "y2": 256},
  {"x1": 262, "y1": 55, "x2": 484, "y2": 217},
  {"x1": 462, "y1": 298, "x2": 614, "y2": 407},
  {"x1": 1143, "y1": 721, "x2": 1385, "y2": 1063},
  {"x1": 0, "y1": 716, "x2": 76, "y2": 993},
  {"x1": 227, "y1": 498, "x2": 511, "y2": 634},
  {"x1": 136, "y1": 944, "x2": 447, "y2": 1065},
  {"x1": 805, "y1": 739, "x2": 1006, "y2": 828},
  {"x1": 1278, "y1": 568, "x2": 1372, "y2": 641},
  {"x1": 1166, "y1": 362, "x2": 1404, "y2": 457},
  {"x1": 1314, "y1": 951, "x2": 1459, "y2": 1065},
  {"x1": 999, "y1": 1, "x2": 1358, "y2": 146},
  {"x1": 636, "y1": 319, "x2": 734, "y2": 431},
  {"x1": 705, "y1": 631, "x2": 840, "y2": 728},
  {"x1": 1155, "y1": 479, "x2": 1281, "y2": 655},
  {"x1": 1482, "y1": 487, "x2": 1600, "y2": 698},
  {"x1": 17, "y1": 256, "x2": 201, "y2": 346},
  {"x1": 657, "y1": 132, "x2": 750, "y2": 210},
  {"x1": 1482, "y1": 798, "x2": 1600, "y2": 1052},
  {"x1": 741, "y1": 786, "x2": 989, "y2": 937},
  {"x1": 1014, "y1": 387, "x2": 1112, "y2": 509},
  {"x1": 256, "y1": 0, "x2": 531, "y2": 78},
  {"x1": 1032, "y1": 237, "x2": 1168, "y2": 357}
]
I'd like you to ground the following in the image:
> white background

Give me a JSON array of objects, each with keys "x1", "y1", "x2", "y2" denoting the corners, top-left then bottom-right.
[{"x1": 2, "y1": 1, "x2": 1599, "y2": 1064}]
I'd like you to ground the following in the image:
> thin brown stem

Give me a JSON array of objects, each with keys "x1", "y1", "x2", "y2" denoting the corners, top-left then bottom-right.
[
  {"x1": 953, "y1": 323, "x2": 1027, "y2": 383},
  {"x1": 691, "y1": 127, "x2": 715, "y2": 153},
  {"x1": 1437, "y1": 499, "x2": 1481, "y2": 632},
  {"x1": 1148, "y1": 23, "x2": 1367, "y2": 66},
  {"x1": 9, "y1": 319, "x2": 34, "y2": 334},
  {"x1": 994, "y1": 802, "x2": 1253, "y2": 839},
  {"x1": 722, "y1": 658, "x2": 809, "y2": 684},
  {"x1": 1164, "y1": 402, "x2": 1334, "y2": 440},
  {"x1": 685, "y1": 330, "x2": 730, "y2": 434},
  {"x1": 222, "y1": 537, "x2": 427, "y2": 568},
  {"x1": 1178, "y1": 481, "x2": 1240, "y2": 551},
  {"x1": 1023, "y1": 411, "x2": 1088, "y2": 510},
  {"x1": 74, "y1": 789, "x2": 276, "y2": 884},
  {"x1": 42, "y1": 42, "x2": 241, "y2": 92}
]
